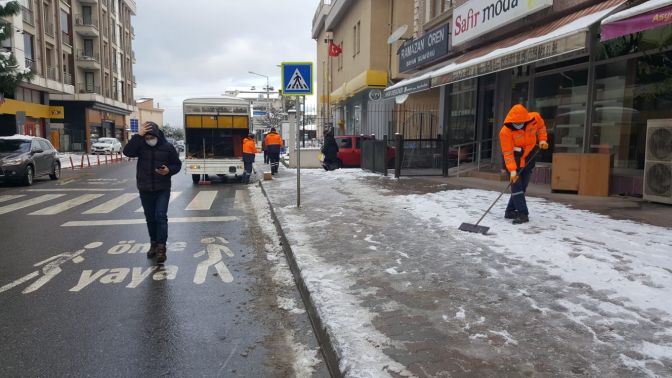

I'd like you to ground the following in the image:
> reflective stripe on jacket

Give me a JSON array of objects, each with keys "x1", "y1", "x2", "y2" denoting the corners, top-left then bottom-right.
[{"x1": 499, "y1": 104, "x2": 546, "y2": 173}]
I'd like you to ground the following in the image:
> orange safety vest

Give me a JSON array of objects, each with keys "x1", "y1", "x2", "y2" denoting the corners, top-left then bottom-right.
[
  {"x1": 264, "y1": 132, "x2": 283, "y2": 147},
  {"x1": 499, "y1": 104, "x2": 548, "y2": 173},
  {"x1": 243, "y1": 137, "x2": 256, "y2": 154}
]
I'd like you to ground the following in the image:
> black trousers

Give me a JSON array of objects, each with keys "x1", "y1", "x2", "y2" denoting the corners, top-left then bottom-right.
[{"x1": 269, "y1": 152, "x2": 280, "y2": 173}]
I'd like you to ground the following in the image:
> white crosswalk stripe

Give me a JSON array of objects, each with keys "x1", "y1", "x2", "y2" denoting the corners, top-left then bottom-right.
[
  {"x1": 82, "y1": 193, "x2": 139, "y2": 214},
  {"x1": 134, "y1": 191, "x2": 182, "y2": 213},
  {"x1": 0, "y1": 195, "x2": 25, "y2": 204},
  {"x1": 185, "y1": 191, "x2": 218, "y2": 211},
  {"x1": 0, "y1": 194, "x2": 66, "y2": 215},
  {"x1": 29, "y1": 194, "x2": 105, "y2": 215}
]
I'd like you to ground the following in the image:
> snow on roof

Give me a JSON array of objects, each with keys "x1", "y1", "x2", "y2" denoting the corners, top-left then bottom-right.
[
  {"x1": 602, "y1": 0, "x2": 672, "y2": 24},
  {"x1": 183, "y1": 96, "x2": 250, "y2": 105},
  {"x1": 0, "y1": 134, "x2": 36, "y2": 141}
]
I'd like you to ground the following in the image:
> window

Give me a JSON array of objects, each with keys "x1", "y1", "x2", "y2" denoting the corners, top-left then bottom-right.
[
  {"x1": 428, "y1": 0, "x2": 449, "y2": 20},
  {"x1": 39, "y1": 140, "x2": 52, "y2": 151},
  {"x1": 84, "y1": 39, "x2": 94, "y2": 56},
  {"x1": 85, "y1": 72, "x2": 95, "y2": 92},
  {"x1": 60, "y1": 9, "x2": 69, "y2": 34},
  {"x1": 82, "y1": 6, "x2": 92, "y2": 24},
  {"x1": 338, "y1": 137, "x2": 352, "y2": 149},
  {"x1": 353, "y1": 22, "x2": 360, "y2": 57},
  {"x1": 23, "y1": 33, "x2": 34, "y2": 60}
]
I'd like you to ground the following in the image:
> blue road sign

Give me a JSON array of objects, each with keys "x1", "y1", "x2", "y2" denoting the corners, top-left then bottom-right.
[
  {"x1": 281, "y1": 62, "x2": 313, "y2": 96},
  {"x1": 130, "y1": 119, "x2": 138, "y2": 133}
]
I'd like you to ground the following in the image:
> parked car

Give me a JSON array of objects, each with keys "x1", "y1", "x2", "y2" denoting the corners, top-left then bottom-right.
[
  {"x1": 335, "y1": 135, "x2": 395, "y2": 168},
  {"x1": 0, "y1": 135, "x2": 61, "y2": 185},
  {"x1": 91, "y1": 137, "x2": 122, "y2": 154}
]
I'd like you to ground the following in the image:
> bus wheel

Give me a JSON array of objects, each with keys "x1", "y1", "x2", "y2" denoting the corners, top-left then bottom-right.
[{"x1": 191, "y1": 174, "x2": 200, "y2": 183}]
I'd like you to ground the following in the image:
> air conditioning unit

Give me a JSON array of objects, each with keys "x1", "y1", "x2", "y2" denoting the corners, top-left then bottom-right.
[{"x1": 643, "y1": 119, "x2": 672, "y2": 204}]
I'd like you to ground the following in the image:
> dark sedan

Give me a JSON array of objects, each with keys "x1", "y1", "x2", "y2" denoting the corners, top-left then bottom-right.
[{"x1": 0, "y1": 136, "x2": 61, "y2": 186}]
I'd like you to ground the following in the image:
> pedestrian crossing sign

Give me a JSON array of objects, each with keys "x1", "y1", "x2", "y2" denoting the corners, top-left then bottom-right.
[{"x1": 281, "y1": 62, "x2": 313, "y2": 96}]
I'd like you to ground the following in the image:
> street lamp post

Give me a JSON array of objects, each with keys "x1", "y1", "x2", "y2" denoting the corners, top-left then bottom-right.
[{"x1": 248, "y1": 71, "x2": 271, "y2": 124}]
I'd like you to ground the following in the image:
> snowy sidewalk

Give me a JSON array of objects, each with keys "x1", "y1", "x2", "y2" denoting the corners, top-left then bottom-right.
[
  {"x1": 58, "y1": 153, "x2": 127, "y2": 169},
  {"x1": 259, "y1": 167, "x2": 672, "y2": 377}
]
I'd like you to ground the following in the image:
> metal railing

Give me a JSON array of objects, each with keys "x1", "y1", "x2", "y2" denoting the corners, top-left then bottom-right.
[
  {"x1": 21, "y1": 6, "x2": 34, "y2": 25},
  {"x1": 64, "y1": 72, "x2": 73, "y2": 85},
  {"x1": 451, "y1": 138, "x2": 495, "y2": 177},
  {"x1": 78, "y1": 84, "x2": 101, "y2": 94},
  {"x1": 45, "y1": 23, "x2": 55, "y2": 37},
  {"x1": 62, "y1": 31, "x2": 72, "y2": 46},
  {"x1": 47, "y1": 66, "x2": 57, "y2": 80},
  {"x1": 76, "y1": 50, "x2": 100, "y2": 61},
  {"x1": 24, "y1": 58, "x2": 37, "y2": 73},
  {"x1": 75, "y1": 16, "x2": 99, "y2": 28}
]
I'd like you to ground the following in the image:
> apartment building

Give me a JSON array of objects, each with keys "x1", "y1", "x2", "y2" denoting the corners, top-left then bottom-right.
[
  {"x1": 132, "y1": 98, "x2": 163, "y2": 127},
  {"x1": 0, "y1": 0, "x2": 77, "y2": 148},
  {"x1": 312, "y1": 0, "x2": 414, "y2": 139},
  {"x1": 50, "y1": 0, "x2": 137, "y2": 152}
]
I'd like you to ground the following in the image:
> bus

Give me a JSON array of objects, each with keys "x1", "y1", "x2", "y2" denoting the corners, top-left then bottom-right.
[{"x1": 183, "y1": 97, "x2": 252, "y2": 183}]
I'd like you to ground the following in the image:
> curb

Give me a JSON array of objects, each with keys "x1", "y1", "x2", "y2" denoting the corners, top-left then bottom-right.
[{"x1": 257, "y1": 181, "x2": 343, "y2": 378}]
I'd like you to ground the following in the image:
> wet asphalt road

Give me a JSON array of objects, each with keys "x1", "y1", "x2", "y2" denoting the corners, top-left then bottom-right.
[{"x1": 0, "y1": 160, "x2": 326, "y2": 377}]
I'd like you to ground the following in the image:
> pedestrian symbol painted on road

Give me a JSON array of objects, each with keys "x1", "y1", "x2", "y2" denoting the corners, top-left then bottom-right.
[
  {"x1": 281, "y1": 62, "x2": 313, "y2": 96},
  {"x1": 286, "y1": 69, "x2": 309, "y2": 90}
]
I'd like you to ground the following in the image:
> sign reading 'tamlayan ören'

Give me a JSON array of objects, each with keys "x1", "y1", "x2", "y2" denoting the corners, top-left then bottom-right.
[{"x1": 452, "y1": 0, "x2": 553, "y2": 46}]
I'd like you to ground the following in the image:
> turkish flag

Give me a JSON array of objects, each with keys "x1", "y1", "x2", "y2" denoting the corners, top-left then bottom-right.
[{"x1": 328, "y1": 41, "x2": 342, "y2": 57}]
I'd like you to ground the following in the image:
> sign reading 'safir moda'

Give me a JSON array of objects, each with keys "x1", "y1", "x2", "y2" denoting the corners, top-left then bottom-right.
[
  {"x1": 399, "y1": 24, "x2": 450, "y2": 72},
  {"x1": 453, "y1": 0, "x2": 553, "y2": 46}
]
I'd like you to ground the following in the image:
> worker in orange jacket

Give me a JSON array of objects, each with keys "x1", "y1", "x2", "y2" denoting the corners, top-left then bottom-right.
[
  {"x1": 499, "y1": 104, "x2": 548, "y2": 224},
  {"x1": 264, "y1": 128, "x2": 283, "y2": 175},
  {"x1": 242, "y1": 133, "x2": 256, "y2": 183}
]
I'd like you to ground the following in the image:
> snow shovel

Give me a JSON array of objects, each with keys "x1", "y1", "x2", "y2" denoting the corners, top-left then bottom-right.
[{"x1": 458, "y1": 147, "x2": 542, "y2": 235}]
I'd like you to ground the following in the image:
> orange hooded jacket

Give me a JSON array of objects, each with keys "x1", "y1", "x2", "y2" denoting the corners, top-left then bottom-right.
[
  {"x1": 499, "y1": 104, "x2": 548, "y2": 173},
  {"x1": 264, "y1": 131, "x2": 283, "y2": 147},
  {"x1": 243, "y1": 137, "x2": 257, "y2": 154}
]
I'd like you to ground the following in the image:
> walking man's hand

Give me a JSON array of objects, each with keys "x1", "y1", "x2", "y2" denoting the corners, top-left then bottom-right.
[
  {"x1": 138, "y1": 122, "x2": 152, "y2": 136},
  {"x1": 156, "y1": 165, "x2": 170, "y2": 176}
]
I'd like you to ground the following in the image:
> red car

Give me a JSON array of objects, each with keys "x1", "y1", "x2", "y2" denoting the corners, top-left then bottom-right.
[{"x1": 335, "y1": 135, "x2": 395, "y2": 168}]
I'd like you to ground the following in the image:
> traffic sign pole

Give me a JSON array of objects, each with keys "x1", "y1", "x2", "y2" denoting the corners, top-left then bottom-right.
[{"x1": 296, "y1": 96, "x2": 301, "y2": 208}]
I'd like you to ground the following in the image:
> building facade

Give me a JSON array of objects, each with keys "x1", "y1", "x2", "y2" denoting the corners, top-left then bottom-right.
[
  {"x1": 132, "y1": 98, "x2": 163, "y2": 128},
  {"x1": 313, "y1": 0, "x2": 414, "y2": 139},
  {"x1": 50, "y1": 0, "x2": 137, "y2": 152},
  {"x1": 0, "y1": 0, "x2": 77, "y2": 150},
  {"x1": 385, "y1": 0, "x2": 672, "y2": 197}
]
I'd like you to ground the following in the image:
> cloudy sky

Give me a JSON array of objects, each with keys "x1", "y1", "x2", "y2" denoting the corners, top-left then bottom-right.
[{"x1": 133, "y1": 0, "x2": 318, "y2": 126}]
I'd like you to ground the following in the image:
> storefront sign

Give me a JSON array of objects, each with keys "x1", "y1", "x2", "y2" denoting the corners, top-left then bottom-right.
[
  {"x1": 384, "y1": 78, "x2": 432, "y2": 99},
  {"x1": 49, "y1": 106, "x2": 64, "y2": 119},
  {"x1": 453, "y1": 0, "x2": 553, "y2": 46},
  {"x1": 399, "y1": 24, "x2": 450, "y2": 72},
  {"x1": 434, "y1": 32, "x2": 585, "y2": 86},
  {"x1": 601, "y1": 4, "x2": 672, "y2": 41}
]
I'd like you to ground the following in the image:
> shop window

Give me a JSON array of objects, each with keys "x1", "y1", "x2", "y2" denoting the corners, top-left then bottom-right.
[
  {"x1": 449, "y1": 78, "x2": 477, "y2": 145},
  {"x1": 534, "y1": 67, "x2": 589, "y2": 160},
  {"x1": 591, "y1": 51, "x2": 672, "y2": 171},
  {"x1": 598, "y1": 25, "x2": 672, "y2": 61}
]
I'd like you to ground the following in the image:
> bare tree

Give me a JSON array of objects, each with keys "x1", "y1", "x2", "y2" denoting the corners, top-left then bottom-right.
[{"x1": 256, "y1": 107, "x2": 283, "y2": 129}]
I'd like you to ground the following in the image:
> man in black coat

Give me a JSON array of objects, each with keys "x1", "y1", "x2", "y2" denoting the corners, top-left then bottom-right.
[
  {"x1": 123, "y1": 122, "x2": 182, "y2": 263},
  {"x1": 321, "y1": 130, "x2": 339, "y2": 171}
]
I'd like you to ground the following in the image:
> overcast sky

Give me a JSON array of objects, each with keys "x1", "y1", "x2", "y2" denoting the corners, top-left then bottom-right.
[{"x1": 133, "y1": 0, "x2": 318, "y2": 126}]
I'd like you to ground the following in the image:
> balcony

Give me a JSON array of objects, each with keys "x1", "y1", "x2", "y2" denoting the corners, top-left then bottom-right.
[
  {"x1": 64, "y1": 72, "x2": 73, "y2": 85},
  {"x1": 45, "y1": 23, "x2": 55, "y2": 38},
  {"x1": 76, "y1": 50, "x2": 101, "y2": 70},
  {"x1": 47, "y1": 66, "x2": 57, "y2": 81},
  {"x1": 75, "y1": 16, "x2": 99, "y2": 37},
  {"x1": 79, "y1": 0, "x2": 98, "y2": 4},
  {"x1": 62, "y1": 31, "x2": 72, "y2": 47},
  {"x1": 24, "y1": 58, "x2": 37, "y2": 74},
  {"x1": 78, "y1": 84, "x2": 101, "y2": 94},
  {"x1": 21, "y1": 6, "x2": 34, "y2": 25}
]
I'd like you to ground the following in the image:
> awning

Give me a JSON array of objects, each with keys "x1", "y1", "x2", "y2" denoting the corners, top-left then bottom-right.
[
  {"x1": 601, "y1": 0, "x2": 672, "y2": 41},
  {"x1": 385, "y1": 0, "x2": 624, "y2": 95},
  {"x1": 329, "y1": 70, "x2": 387, "y2": 104}
]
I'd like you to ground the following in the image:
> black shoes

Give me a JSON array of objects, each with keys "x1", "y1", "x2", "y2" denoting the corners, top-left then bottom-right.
[
  {"x1": 504, "y1": 210, "x2": 518, "y2": 219},
  {"x1": 156, "y1": 243, "x2": 167, "y2": 263},
  {"x1": 513, "y1": 213, "x2": 529, "y2": 224},
  {"x1": 147, "y1": 242, "x2": 157, "y2": 259}
]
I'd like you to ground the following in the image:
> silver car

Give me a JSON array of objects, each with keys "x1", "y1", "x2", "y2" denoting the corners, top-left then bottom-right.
[{"x1": 91, "y1": 137, "x2": 122, "y2": 154}]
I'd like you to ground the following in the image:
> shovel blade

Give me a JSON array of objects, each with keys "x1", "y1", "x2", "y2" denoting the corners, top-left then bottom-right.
[{"x1": 458, "y1": 223, "x2": 490, "y2": 235}]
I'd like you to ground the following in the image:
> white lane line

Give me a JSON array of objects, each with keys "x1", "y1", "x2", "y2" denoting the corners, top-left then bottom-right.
[
  {"x1": 0, "y1": 194, "x2": 66, "y2": 215},
  {"x1": 29, "y1": 194, "x2": 105, "y2": 215},
  {"x1": 61, "y1": 216, "x2": 238, "y2": 227},
  {"x1": 233, "y1": 190, "x2": 244, "y2": 209},
  {"x1": 0, "y1": 195, "x2": 25, "y2": 204},
  {"x1": 82, "y1": 193, "x2": 138, "y2": 214},
  {"x1": 24, "y1": 188, "x2": 124, "y2": 192},
  {"x1": 134, "y1": 191, "x2": 182, "y2": 213},
  {"x1": 185, "y1": 191, "x2": 217, "y2": 211}
]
